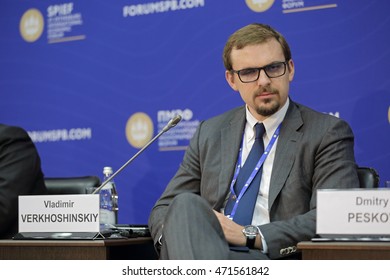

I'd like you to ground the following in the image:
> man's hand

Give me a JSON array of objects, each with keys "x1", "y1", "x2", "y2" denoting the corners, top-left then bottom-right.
[
  {"x1": 213, "y1": 210, "x2": 246, "y2": 246},
  {"x1": 213, "y1": 210, "x2": 263, "y2": 250}
]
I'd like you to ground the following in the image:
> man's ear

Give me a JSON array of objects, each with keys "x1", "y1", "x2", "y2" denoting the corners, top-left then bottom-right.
[
  {"x1": 288, "y1": 59, "x2": 295, "y2": 82},
  {"x1": 225, "y1": 70, "x2": 239, "y2": 91}
]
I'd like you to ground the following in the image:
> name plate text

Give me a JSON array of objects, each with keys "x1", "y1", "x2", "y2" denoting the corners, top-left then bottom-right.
[{"x1": 19, "y1": 194, "x2": 100, "y2": 233}]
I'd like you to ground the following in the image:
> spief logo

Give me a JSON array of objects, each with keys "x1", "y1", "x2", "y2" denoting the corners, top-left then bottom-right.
[
  {"x1": 20, "y1": 8, "x2": 44, "y2": 43},
  {"x1": 246, "y1": 0, "x2": 275, "y2": 13},
  {"x1": 388, "y1": 106, "x2": 390, "y2": 124},
  {"x1": 125, "y1": 112, "x2": 154, "y2": 148}
]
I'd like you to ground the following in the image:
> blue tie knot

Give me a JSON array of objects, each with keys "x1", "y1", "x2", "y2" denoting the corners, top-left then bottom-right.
[{"x1": 254, "y1": 123, "x2": 266, "y2": 140}]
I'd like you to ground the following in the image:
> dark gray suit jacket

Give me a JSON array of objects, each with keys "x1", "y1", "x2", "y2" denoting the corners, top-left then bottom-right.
[
  {"x1": 149, "y1": 100, "x2": 359, "y2": 259},
  {"x1": 0, "y1": 124, "x2": 47, "y2": 238}
]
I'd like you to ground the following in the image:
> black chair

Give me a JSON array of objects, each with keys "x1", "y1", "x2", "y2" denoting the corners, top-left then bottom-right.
[
  {"x1": 44, "y1": 176, "x2": 101, "y2": 195},
  {"x1": 357, "y1": 167, "x2": 380, "y2": 188}
]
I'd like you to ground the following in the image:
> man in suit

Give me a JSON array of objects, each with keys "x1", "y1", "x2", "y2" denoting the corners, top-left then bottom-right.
[
  {"x1": 148, "y1": 23, "x2": 359, "y2": 259},
  {"x1": 0, "y1": 124, "x2": 47, "y2": 238}
]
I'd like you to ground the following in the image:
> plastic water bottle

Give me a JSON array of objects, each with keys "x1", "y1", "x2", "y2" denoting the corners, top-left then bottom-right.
[{"x1": 99, "y1": 166, "x2": 118, "y2": 230}]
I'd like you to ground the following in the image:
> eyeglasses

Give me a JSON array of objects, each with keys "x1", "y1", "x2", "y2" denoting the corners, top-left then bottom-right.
[{"x1": 231, "y1": 61, "x2": 287, "y2": 83}]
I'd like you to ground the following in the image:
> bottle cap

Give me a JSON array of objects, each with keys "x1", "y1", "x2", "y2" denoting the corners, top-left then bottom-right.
[{"x1": 103, "y1": 166, "x2": 113, "y2": 175}]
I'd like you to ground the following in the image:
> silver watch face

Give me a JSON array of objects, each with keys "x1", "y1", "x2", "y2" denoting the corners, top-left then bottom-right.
[{"x1": 243, "y1": 225, "x2": 258, "y2": 236}]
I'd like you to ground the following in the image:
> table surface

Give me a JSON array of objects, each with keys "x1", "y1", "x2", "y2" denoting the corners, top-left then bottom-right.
[
  {"x1": 298, "y1": 241, "x2": 390, "y2": 260},
  {"x1": 0, "y1": 237, "x2": 152, "y2": 247},
  {"x1": 298, "y1": 241, "x2": 390, "y2": 250},
  {"x1": 0, "y1": 237, "x2": 157, "y2": 260}
]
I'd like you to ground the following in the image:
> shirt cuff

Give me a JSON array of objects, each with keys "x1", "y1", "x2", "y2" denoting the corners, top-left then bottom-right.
[{"x1": 257, "y1": 226, "x2": 268, "y2": 254}]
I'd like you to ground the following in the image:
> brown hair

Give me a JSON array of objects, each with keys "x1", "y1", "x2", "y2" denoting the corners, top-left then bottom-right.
[{"x1": 222, "y1": 23, "x2": 292, "y2": 71}]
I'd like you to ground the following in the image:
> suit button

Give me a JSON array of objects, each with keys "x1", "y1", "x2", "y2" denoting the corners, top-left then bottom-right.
[{"x1": 292, "y1": 246, "x2": 297, "y2": 252}]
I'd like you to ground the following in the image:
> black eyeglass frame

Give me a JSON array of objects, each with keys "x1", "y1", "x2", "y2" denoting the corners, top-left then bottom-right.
[{"x1": 231, "y1": 61, "x2": 288, "y2": 83}]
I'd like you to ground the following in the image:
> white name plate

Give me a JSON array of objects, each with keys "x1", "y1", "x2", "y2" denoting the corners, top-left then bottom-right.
[
  {"x1": 19, "y1": 194, "x2": 100, "y2": 233},
  {"x1": 317, "y1": 188, "x2": 390, "y2": 236}
]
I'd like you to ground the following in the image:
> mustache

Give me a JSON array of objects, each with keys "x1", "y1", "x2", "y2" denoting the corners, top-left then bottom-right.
[{"x1": 256, "y1": 87, "x2": 278, "y2": 95}]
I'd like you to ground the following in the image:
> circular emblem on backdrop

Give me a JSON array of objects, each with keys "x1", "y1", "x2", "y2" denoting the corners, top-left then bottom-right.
[
  {"x1": 388, "y1": 106, "x2": 390, "y2": 124},
  {"x1": 246, "y1": 0, "x2": 275, "y2": 13},
  {"x1": 125, "y1": 113, "x2": 154, "y2": 148},
  {"x1": 20, "y1": 9, "x2": 44, "y2": 43}
]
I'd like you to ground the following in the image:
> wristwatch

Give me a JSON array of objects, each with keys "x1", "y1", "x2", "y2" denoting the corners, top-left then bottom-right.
[{"x1": 242, "y1": 225, "x2": 259, "y2": 249}]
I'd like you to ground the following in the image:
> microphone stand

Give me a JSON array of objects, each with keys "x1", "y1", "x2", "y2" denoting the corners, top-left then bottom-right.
[{"x1": 92, "y1": 115, "x2": 181, "y2": 194}]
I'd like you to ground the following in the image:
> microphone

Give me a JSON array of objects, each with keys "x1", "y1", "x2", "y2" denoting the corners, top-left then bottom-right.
[
  {"x1": 92, "y1": 115, "x2": 182, "y2": 194},
  {"x1": 162, "y1": 114, "x2": 182, "y2": 132}
]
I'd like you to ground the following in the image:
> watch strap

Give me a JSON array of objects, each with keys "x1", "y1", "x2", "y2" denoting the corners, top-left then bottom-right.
[{"x1": 246, "y1": 235, "x2": 256, "y2": 248}]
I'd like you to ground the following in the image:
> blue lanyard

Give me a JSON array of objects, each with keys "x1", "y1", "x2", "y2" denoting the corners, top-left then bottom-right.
[{"x1": 227, "y1": 123, "x2": 281, "y2": 219}]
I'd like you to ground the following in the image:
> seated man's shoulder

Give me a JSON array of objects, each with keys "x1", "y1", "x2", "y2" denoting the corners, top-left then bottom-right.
[
  {"x1": 0, "y1": 124, "x2": 31, "y2": 142},
  {"x1": 202, "y1": 106, "x2": 245, "y2": 127},
  {"x1": 295, "y1": 103, "x2": 348, "y2": 125}
]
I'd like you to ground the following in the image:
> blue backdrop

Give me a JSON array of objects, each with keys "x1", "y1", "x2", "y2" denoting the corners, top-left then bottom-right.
[{"x1": 1, "y1": 0, "x2": 389, "y2": 224}]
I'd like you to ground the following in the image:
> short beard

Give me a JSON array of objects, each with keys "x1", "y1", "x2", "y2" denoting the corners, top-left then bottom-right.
[{"x1": 256, "y1": 99, "x2": 280, "y2": 117}]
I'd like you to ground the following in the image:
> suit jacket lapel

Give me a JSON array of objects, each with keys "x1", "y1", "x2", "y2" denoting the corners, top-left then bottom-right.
[
  {"x1": 218, "y1": 107, "x2": 246, "y2": 205},
  {"x1": 268, "y1": 101, "x2": 303, "y2": 209}
]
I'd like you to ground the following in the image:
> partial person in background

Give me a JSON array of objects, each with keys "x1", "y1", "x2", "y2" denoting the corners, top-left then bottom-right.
[
  {"x1": 148, "y1": 23, "x2": 360, "y2": 259},
  {"x1": 0, "y1": 124, "x2": 47, "y2": 238}
]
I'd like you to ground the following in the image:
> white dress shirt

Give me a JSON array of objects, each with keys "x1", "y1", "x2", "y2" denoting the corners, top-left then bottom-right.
[{"x1": 242, "y1": 99, "x2": 289, "y2": 252}]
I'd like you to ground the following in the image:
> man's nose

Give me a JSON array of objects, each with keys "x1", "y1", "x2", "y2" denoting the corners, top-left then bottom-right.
[{"x1": 256, "y1": 69, "x2": 271, "y2": 86}]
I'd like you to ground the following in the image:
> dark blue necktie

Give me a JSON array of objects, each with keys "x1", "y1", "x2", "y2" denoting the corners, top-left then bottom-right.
[{"x1": 225, "y1": 123, "x2": 265, "y2": 226}]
